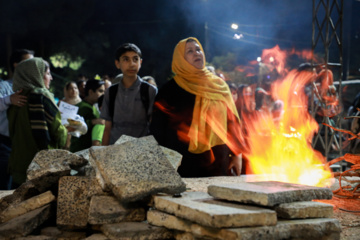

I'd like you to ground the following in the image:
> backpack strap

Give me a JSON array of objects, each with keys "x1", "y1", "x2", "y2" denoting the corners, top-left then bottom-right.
[
  {"x1": 108, "y1": 83, "x2": 119, "y2": 122},
  {"x1": 140, "y1": 81, "x2": 151, "y2": 122}
]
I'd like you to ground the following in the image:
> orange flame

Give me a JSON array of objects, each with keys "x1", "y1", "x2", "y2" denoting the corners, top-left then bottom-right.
[{"x1": 243, "y1": 69, "x2": 333, "y2": 187}]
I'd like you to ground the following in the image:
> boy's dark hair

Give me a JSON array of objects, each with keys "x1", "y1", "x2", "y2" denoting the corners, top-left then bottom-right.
[
  {"x1": 115, "y1": 43, "x2": 142, "y2": 60},
  {"x1": 85, "y1": 79, "x2": 104, "y2": 96},
  {"x1": 9, "y1": 49, "x2": 35, "y2": 72}
]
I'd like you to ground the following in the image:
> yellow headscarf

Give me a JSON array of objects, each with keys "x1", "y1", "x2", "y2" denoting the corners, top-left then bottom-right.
[{"x1": 172, "y1": 37, "x2": 242, "y2": 154}]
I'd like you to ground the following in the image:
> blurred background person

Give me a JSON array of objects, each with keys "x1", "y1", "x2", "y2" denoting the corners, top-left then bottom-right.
[
  {"x1": 58, "y1": 81, "x2": 82, "y2": 106},
  {"x1": 70, "y1": 79, "x2": 105, "y2": 152},
  {"x1": 142, "y1": 76, "x2": 157, "y2": 87}
]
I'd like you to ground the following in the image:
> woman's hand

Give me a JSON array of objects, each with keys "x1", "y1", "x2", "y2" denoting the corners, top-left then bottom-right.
[
  {"x1": 228, "y1": 153, "x2": 242, "y2": 176},
  {"x1": 10, "y1": 89, "x2": 27, "y2": 107}
]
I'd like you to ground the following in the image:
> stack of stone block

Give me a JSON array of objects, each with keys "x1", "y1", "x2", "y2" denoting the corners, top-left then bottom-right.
[
  {"x1": 0, "y1": 135, "x2": 341, "y2": 239},
  {"x1": 148, "y1": 181, "x2": 341, "y2": 240},
  {"x1": 0, "y1": 135, "x2": 186, "y2": 239}
]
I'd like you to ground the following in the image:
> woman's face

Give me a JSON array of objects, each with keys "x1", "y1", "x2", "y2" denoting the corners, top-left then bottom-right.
[
  {"x1": 43, "y1": 68, "x2": 53, "y2": 89},
  {"x1": 243, "y1": 86, "x2": 256, "y2": 112},
  {"x1": 67, "y1": 83, "x2": 79, "y2": 98},
  {"x1": 184, "y1": 41, "x2": 204, "y2": 69}
]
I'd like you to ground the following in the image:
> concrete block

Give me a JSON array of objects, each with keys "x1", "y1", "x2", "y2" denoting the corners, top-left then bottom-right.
[
  {"x1": 275, "y1": 201, "x2": 333, "y2": 219},
  {"x1": 88, "y1": 195, "x2": 146, "y2": 224},
  {"x1": 208, "y1": 181, "x2": 333, "y2": 207},
  {"x1": 153, "y1": 191, "x2": 277, "y2": 228},
  {"x1": 148, "y1": 209, "x2": 341, "y2": 240},
  {"x1": 56, "y1": 176, "x2": 103, "y2": 229},
  {"x1": 90, "y1": 135, "x2": 186, "y2": 202},
  {"x1": 101, "y1": 222, "x2": 174, "y2": 240},
  {"x1": 0, "y1": 204, "x2": 52, "y2": 238},
  {"x1": 0, "y1": 190, "x2": 55, "y2": 223}
]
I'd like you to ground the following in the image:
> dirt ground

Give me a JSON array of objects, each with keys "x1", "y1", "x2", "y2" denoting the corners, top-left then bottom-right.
[
  {"x1": 333, "y1": 210, "x2": 360, "y2": 240},
  {"x1": 319, "y1": 197, "x2": 360, "y2": 240}
]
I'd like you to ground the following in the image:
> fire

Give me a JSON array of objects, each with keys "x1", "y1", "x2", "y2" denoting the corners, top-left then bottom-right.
[{"x1": 243, "y1": 68, "x2": 333, "y2": 187}]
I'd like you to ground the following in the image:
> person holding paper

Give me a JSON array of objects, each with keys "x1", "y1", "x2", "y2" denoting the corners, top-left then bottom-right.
[{"x1": 70, "y1": 79, "x2": 105, "y2": 152}]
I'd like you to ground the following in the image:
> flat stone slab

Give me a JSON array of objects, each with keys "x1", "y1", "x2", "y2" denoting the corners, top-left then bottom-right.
[
  {"x1": 0, "y1": 181, "x2": 41, "y2": 213},
  {"x1": 0, "y1": 190, "x2": 55, "y2": 223},
  {"x1": 208, "y1": 181, "x2": 333, "y2": 207},
  {"x1": 153, "y1": 191, "x2": 277, "y2": 228},
  {"x1": 90, "y1": 135, "x2": 186, "y2": 202},
  {"x1": 88, "y1": 195, "x2": 146, "y2": 224},
  {"x1": 148, "y1": 209, "x2": 341, "y2": 240},
  {"x1": 85, "y1": 233, "x2": 110, "y2": 240},
  {"x1": 101, "y1": 222, "x2": 174, "y2": 240},
  {"x1": 275, "y1": 201, "x2": 333, "y2": 219},
  {"x1": 26, "y1": 149, "x2": 87, "y2": 191},
  {"x1": 0, "y1": 204, "x2": 51, "y2": 238},
  {"x1": 57, "y1": 176, "x2": 104, "y2": 229},
  {"x1": 115, "y1": 135, "x2": 183, "y2": 170},
  {"x1": 39, "y1": 226, "x2": 87, "y2": 239}
]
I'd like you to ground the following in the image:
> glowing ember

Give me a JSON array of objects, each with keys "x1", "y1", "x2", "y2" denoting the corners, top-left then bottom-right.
[{"x1": 243, "y1": 51, "x2": 333, "y2": 187}]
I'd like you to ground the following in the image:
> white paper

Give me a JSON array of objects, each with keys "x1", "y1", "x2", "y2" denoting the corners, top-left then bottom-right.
[{"x1": 59, "y1": 101, "x2": 79, "y2": 125}]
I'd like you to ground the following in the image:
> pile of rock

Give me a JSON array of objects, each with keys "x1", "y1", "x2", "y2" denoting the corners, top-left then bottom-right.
[
  {"x1": 0, "y1": 135, "x2": 341, "y2": 239},
  {"x1": 0, "y1": 135, "x2": 185, "y2": 239}
]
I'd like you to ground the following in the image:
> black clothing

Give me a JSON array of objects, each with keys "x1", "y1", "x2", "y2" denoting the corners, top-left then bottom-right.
[{"x1": 150, "y1": 79, "x2": 233, "y2": 177}]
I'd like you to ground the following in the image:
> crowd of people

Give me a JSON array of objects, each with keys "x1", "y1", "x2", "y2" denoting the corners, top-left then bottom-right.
[{"x1": 0, "y1": 37, "x2": 348, "y2": 190}]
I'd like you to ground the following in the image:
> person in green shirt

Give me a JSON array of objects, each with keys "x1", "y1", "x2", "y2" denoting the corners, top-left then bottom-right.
[
  {"x1": 70, "y1": 79, "x2": 105, "y2": 152},
  {"x1": 8, "y1": 58, "x2": 68, "y2": 188}
]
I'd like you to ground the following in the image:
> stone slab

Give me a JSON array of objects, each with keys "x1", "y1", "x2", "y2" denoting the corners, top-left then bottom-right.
[
  {"x1": 84, "y1": 233, "x2": 110, "y2": 240},
  {"x1": 56, "y1": 176, "x2": 104, "y2": 229},
  {"x1": 115, "y1": 135, "x2": 183, "y2": 170},
  {"x1": 26, "y1": 149, "x2": 87, "y2": 191},
  {"x1": 101, "y1": 222, "x2": 174, "y2": 240},
  {"x1": 37, "y1": 227, "x2": 87, "y2": 239},
  {"x1": 153, "y1": 191, "x2": 277, "y2": 228},
  {"x1": 274, "y1": 201, "x2": 333, "y2": 219},
  {"x1": 0, "y1": 181, "x2": 41, "y2": 213},
  {"x1": 88, "y1": 195, "x2": 146, "y2": 224},
  {"x1": 90, "y1": 135, "x2": 186, "y2": 202},
  {"x1": 0, "y1": 204, "x2": 52, "y2": 238},
  {"x1": 13, "y1": 236, "x2": 55, "y2": 240},
  {"x1": 0, "y1": 190, "x2": 55, "y2": 223},
  {"x1": 208, "y1": 181, "x2": 333, "y2": 207},
  {"x1": 148, "y1": 209, "x2": 341, "y2": 240}
]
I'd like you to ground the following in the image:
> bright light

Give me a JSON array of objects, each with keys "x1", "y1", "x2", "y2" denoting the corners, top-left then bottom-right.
[
  {"x1": 257, "y1": 57, "x2": 262, "y2": 62},
  {"x1": 269, "y1": 56, "x2": 274, "y2": 62},
  {"x1": 231, "y1": 23, "x2": 238, "y2": 30},
  {"x1": 233, "y1": 33, "x2": 243, "y2": 39}
]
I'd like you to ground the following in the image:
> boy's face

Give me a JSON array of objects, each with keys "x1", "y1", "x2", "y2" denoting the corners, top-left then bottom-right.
[{"x1": 115, "y1": 51, "x2": 142, "y2": 78}]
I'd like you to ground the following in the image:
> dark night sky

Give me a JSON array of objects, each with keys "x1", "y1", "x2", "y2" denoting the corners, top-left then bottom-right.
[{"x1": 0, "y1": 0, "x2": 359, "y2": 94}]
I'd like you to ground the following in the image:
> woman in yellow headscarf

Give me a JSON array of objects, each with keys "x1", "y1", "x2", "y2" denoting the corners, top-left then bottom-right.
[{"x1": 150, "y1": 37, "x2": 245, "y2": 177}]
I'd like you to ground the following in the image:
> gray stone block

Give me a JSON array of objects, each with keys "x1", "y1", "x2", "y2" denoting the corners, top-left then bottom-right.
[
  {"x1": 0, "y1": 204, "x2": 52, "y2": 238},
  {"x1": 39, "y1": 226, "x2": 87, "y2": 239},
  {"x1": 101, "y1": 222, "x2": 174, "y2": 240},
  {"x1": 208, "y1": 181, "x2": 333, "y2": 207},
  {"x1": 0, "y1": 191, "x2": 55, "y2": 223},
  {"x1": 148, "y1": 209, "x2": 341, "y2": 240},
  {"x1": 26, "y1": 149, "x2": 87, "y2": 191},
  {"x1": 0, "y1": 181, "x2": 40, "y2": 213},
  {"x1": 153, "y1": 191, "x2": 277, "y2": 228},
  {"x1": 88, "y1": 195, "x2": 146, "y2": 224},
  {"x1": 90, "y1": 135, "x2": 186, "y2": 202},
  {"x1": 115, "y1": 135, "x2": 183, "y2": 170},
  {"x1": 275, "y1": 201, "x2": 333, "y2": 219},
  {"x1": 56, "y1": 176, "x2": 104, "y2": 229},
  {"x1": 84, "y1": 233, "x2": 110, "y2": 240}
]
